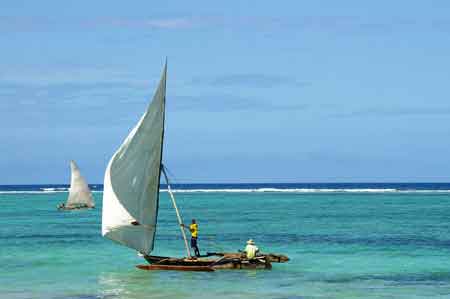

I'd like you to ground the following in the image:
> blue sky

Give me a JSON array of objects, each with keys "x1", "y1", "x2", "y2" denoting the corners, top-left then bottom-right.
[{"x1": 2, "y1": 1, "x2": 450, "y2": 183}]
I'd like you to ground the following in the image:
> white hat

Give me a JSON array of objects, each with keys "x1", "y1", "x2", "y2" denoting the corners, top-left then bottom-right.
[{"x1": 246, "y1": 239, "x2": 255, "y2": 245}]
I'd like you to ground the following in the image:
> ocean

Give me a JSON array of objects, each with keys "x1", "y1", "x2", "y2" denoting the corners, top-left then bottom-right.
[{"x1": 2, "y1": 183, "x2": 450, "y2": 299}]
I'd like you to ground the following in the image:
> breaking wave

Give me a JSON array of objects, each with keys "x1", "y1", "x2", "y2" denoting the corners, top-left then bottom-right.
[
  {"x1": 41, "y1": 187, "x2": 68, "y2": 192},
  {"x1": 1, "y1": 185, "x2": 450, "y2": 194},
  {"x1": 0, "y1": 187, "x2": 102, "y2": 194},
  {"x1": 0, "y1": 189, "x2": 68, "y2": 194}
]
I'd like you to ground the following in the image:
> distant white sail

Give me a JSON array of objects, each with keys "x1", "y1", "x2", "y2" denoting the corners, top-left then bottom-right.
[
  {"x1": 66, "y1": 160, "x2": 95, "y2": 208},
  {"x1": 102, "y1": 63, "x2": 166, "y2": 254}
]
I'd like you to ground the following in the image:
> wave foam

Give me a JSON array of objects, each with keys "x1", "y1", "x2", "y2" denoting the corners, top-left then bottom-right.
[
  {"x1": 0, "y1": 191, "x2": 62, "y2": 194},
  {"x1": 0, "y1": 189, "x2": 101, "y2": 194},
  {"x1": 40, "y1": 187, "x2": 68, "y2": 192},
  {"x1": 162, "y1": 188, "x2": 450, "y2": 194}
]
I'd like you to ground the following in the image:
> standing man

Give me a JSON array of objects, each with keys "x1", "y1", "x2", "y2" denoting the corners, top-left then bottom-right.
[{"x1": 182, "y1": 219, "x2": 200, "y2": 257}]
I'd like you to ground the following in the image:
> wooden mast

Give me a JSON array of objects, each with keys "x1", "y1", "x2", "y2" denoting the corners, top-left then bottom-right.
[{"x1": 161, "y1": 166, "x2": 192, "y2": 258}]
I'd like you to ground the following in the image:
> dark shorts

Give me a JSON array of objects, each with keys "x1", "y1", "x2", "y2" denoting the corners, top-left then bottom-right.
[{"x1": 191, "y1": 237, "x2": 198, "y2": 248}]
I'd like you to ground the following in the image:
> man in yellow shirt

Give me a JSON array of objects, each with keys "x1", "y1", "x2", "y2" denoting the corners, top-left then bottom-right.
[
  {"x1": 182, "y1": 219, "x2": 200, "y2": 257},
  {"x1": 244, "y1": 239, "x2": 259, "y2": 259}
]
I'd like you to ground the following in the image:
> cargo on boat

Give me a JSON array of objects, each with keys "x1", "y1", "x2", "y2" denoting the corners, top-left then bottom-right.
[{"x1": 206, "y1": 252, "x2": 290, "y2": 263}]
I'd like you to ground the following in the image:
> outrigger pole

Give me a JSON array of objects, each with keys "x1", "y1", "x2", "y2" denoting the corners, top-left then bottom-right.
[{"x1": 161, "y1": 166, "x2": 192, "y2": 258}]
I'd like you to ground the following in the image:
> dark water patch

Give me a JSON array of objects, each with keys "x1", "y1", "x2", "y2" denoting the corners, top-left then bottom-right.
[
  {"x1": 54, "y1": 224, "x2": 100, "y2": 229},
  {"x1": 2, "y1": 256, "x2": 96, "y2": 270},
  {"x1": 228, "y1": 233, "x2": 450, "y2": 250},
  {"x1": 153, "y1": 232, "x2": 450, "y2": 252},
  {"x1": 4, "y1": 238, "x2": 103, "y2": 247},
  {"x1": 300, "y1": 234, "x2": 450, "y2": 249},
  {"x1": 2, "y1": 232, "x2": 104, "y2": 247},
  {"x1": 53, "y1": 295, "x2": 117, "y2": 299},
  {"x1": 0, "y1": 233, "x2": 98, "y2": 240},
  {"x1": 278, "y1": 282, "x2": 296, "y2": 287},
  {"x1": 154, "y1": 233, "x2": 247, "y2": 244},
  {"x1": 157, "y1": 232, "x2": 450, "y2": 250},
  {"x1": 318, "y1": 271, "x2": 450, "y2": 285},
  {"x1": 1, "y1": 237, "x2": 101, "y2": 248}
]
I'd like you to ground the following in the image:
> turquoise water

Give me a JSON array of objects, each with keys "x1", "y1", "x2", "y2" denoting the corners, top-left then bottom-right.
[{"x1": 2, "y1": 191, "x2": 450, "y2": 299}]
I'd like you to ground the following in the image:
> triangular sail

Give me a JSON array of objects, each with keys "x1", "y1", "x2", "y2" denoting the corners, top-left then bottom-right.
[
  {"x1": 101, "y1": 63, "x2": 167, "y2": 254},
  {"x1": 66, "y1": 160, "x2": 95, "y2": 208}
]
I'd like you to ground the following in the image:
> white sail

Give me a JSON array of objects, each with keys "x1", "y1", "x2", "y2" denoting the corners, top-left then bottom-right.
[
  {"x1": 66, "y1": 160, "x2": 95, "y2": 208},
  {"x1": 101, "y1": 62, "x2": 166, "y2": 254}
]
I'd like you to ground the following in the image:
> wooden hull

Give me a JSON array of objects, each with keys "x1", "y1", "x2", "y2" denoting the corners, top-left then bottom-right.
[
  {"x1": 57, "y1": 204, "x2": 94, "y2": 211},
  {"x1": 142, "y1": 255, "x2": 271, "y2": 271},
  {"x1": 212, "y1": 258, "x2": 271, "y2": 270},
  {"x1": 137, "y1": 264, "x2": 215, "y2": 272}
]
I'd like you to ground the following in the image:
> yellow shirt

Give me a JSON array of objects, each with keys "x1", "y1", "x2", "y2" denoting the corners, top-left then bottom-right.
[
  {"x1": 189, "y1": 223, "x2": 198, "y2": 238},
  {"x1": 245, "y1": 244, "x2": 258, "y2": 259}
]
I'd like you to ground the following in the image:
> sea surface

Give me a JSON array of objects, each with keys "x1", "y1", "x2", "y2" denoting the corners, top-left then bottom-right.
[{"x1": 2, "y1": 183, "x2": 450, "y2": 299}]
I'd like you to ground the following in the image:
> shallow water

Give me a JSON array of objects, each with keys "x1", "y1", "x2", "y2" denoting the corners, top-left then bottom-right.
[{"x1": 2, "y1": 190, "x2": 450, "y2": 299}]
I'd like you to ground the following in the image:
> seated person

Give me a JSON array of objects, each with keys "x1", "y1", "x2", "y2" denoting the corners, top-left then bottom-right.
[{"x1": 244, "y1": 239, "x2": 259, "y2": 259}]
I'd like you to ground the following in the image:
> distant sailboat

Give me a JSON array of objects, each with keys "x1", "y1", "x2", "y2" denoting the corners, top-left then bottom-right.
[
  {"x1": 102, "y1": 61, "x2": 287, "y2": 271},
  {"x1": 58, "y1": 160, "x2": 95, "y2": 210}
]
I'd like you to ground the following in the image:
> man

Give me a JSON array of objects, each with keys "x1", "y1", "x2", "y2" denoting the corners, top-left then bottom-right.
[
  {"x1": 245, "y1": 239, "x2": 259, "y2": 259},
  {"x1": 182, "y1": 219, "x2": 200, "y2": 257}
]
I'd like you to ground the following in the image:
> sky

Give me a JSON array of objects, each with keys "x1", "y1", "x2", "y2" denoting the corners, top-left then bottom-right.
[{"x1": 2, "y1": 1, "x2": 450, "y2": 184}]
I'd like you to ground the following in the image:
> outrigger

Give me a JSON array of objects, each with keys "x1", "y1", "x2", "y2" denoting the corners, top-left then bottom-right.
[{"x1": 101, "y1": 61, "x2": 289, "y2": 271}]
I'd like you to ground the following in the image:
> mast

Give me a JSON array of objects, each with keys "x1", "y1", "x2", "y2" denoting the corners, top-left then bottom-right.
[
  {"x1": 152, "y1": 60, "x2": 167, "y2": 250},
  {"x1": 161, "y1": 166, "x2": 192, "y2": 258}
]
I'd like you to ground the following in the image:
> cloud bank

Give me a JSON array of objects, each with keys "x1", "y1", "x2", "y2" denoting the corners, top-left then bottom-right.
[
  {"x1": 331, "y1": 106, "x2": 450, "y2": 118},
  {"x1": 192, "y1": 74, "x2": 309, "y2": 88}
]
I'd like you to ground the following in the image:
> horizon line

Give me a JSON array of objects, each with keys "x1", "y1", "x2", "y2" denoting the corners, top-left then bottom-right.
[{"x1": 1, "y1": 181, "x2": 450, "y2": 186}]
